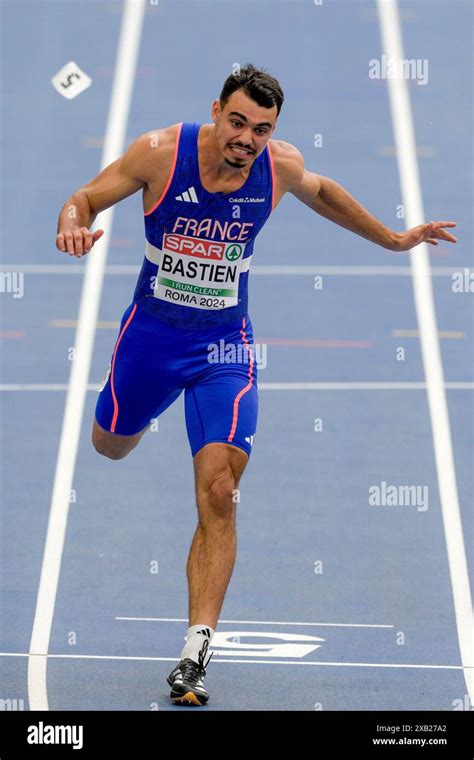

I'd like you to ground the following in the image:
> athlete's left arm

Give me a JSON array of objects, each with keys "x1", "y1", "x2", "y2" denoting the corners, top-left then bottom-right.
[{"x1": 283, "y1": 147, "x2": 457, "y2": 251}]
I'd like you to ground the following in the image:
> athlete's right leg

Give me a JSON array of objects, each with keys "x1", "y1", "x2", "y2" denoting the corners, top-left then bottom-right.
[{"x1": 92, "y1": 301, "x2": 183, "y2": 460}]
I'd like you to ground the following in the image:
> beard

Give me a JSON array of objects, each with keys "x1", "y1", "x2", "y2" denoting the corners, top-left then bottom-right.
[{"x1": 224, "y1": 157, "x2": 247, "y2": 168}]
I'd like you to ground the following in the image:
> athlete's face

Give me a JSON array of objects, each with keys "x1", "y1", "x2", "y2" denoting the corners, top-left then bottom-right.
[{"x1": 212, "y1": 90, "x2": 278, "y2": 169}]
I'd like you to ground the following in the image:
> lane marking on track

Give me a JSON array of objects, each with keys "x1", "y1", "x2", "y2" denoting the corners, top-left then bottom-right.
[
  {"x1": 1, "y1": 652, "x2": 465, "y2": 671},
  {"x1": 0, "y1": 263, "x2": 465, "y2": 276},
  {"x1": 115, "y1": 616, "x2": 395, "y2": 628},
  {"x1": 27, "y1": 0, "x2": 146, "y2": 711},
  {"x1": 2, "y1": 382, "x2": 473, "y2": 392},
  {"x1": 392, "y1": 329, "x2": 465, "y2": 339},
  {"x1": 377, "y1": 0, "x2": 474, "y2": 702}
]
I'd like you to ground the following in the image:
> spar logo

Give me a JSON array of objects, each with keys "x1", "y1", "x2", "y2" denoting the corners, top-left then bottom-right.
[
  {"x1": 226, "y1": 244, "x2": 243, "y2": 261},
  {"x1": 163, "y1": 233, "x2": 243, "y2": 262}
]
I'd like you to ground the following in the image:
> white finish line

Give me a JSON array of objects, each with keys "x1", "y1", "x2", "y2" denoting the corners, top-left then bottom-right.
[
  {"x1": 115, "y1": 616, "x2": 394, "y2": 628},
  {"x1": 0, "y1": 652, "x2": 463, "y2": 671}
]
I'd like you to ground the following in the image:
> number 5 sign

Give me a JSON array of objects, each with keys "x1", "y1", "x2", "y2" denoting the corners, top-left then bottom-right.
[{"x1": 51, "y1": 61, "x2": 92, "y2": 100}]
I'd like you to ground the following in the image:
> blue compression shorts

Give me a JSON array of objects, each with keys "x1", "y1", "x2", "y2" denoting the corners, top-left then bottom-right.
[{"x1": 94, "y1": 302, "x2": 258, "y2": 458}]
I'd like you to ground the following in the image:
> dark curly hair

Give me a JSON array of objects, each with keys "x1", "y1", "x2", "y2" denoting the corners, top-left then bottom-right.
[{"x1": 219, "y1": 64, "x2": 284, "y2": 117}]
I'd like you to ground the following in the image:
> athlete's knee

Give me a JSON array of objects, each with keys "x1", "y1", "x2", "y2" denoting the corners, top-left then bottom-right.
[
  {"x1": 94, "y1": 444, "x2": 129, "y2": 460},
  {"x1": 92, "y1": 437, "x2": 129, "y2": 460},
  {"x1": 91, "y1": 424, "x2": 130, "y2": 460},
  {"x1": 200, "y1": 467, "x2": 237, "y2": 520}
]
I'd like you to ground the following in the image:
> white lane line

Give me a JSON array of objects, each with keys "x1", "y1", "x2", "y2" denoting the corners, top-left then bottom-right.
[
  {"x1": 0, "y1": 263, "x2": 463, "y2": 276},
  {"x1": 1, "y1": 652, "x2": 464, "y2": 670},
  {"x1": 377, "y1": 0, "x2": 473, "y2": 702},
  {"x1": 115, "y1": 616, "x2": 394, "y2": 628},
  {"x1": 27, "y1": 0, "x2": 145, "y2": 712},
  {"x1": 392, "y1": 329, "x2": 465, "y2": 339},
  {"x1": 1, "y1": 382, "x2": 473, "y2": 392}
]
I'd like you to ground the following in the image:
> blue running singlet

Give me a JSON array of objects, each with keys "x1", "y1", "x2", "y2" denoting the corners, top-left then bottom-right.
[{"x1": 95, "y1": 122, "x2": 275, "y2": 458}]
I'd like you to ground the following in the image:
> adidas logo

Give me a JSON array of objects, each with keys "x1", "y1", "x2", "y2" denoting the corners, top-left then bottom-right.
[
  {"x1": 245, "y1": 435, "x2": 255, "y2": 446},
  {"x1": 175, "y1": 186, "x2": 199, "y2": 203},
  {"x1": 196, "y1": 628, "x2": 211, "y2": 637}
]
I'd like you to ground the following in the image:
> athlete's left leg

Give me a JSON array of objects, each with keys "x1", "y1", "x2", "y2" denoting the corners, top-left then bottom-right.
[
  {"x1": 188, "y1": 441, "x2": 249, "y2": 629},
  {"x1": 167, "y1": 439, "x2": 248, "y2": 705},
  {"x1": 168, "y1": 320, "x2": 258, "y2": 703},
  {"x1": 183, "y1": 356, "x2": 258, "y2": 628}
]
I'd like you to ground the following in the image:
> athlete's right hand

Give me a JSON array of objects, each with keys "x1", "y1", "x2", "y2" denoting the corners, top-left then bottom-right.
[{"x1": 56, "y1": 227, "x2": 105, "y2": 257}]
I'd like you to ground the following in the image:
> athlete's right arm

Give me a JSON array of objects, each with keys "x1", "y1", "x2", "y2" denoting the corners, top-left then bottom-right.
[{"x1": 56, "y1": 132, "x2": 154, "y2": 257}]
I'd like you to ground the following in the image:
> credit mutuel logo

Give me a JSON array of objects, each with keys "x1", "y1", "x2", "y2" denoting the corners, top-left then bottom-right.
[{"x1": 228, "y1": 196, "x2": 265, "y2": 203}]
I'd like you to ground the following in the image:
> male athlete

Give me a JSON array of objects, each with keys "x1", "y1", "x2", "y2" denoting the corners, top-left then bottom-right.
[{"x1": 56, "y1": 64, "x2": 457, "y2": 706}]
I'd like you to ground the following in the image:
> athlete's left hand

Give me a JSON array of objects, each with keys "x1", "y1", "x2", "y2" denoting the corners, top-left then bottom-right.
[{"x1": 391, "y1": 221, "x2": 457, "y2": 251}]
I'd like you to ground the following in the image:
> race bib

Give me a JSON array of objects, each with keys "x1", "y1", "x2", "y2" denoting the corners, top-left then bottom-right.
[{"x1": 149, "y1": 233, "x2": 249, "y2": 310}]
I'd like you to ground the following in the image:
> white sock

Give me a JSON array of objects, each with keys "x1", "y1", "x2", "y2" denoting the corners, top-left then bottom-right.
[{"x1": 180, "y1": 624, "x2": 215, "y2": 664}]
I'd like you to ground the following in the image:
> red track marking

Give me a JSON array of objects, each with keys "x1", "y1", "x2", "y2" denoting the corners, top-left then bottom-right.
[{"x1": 0, "y1": 330, "x2": 25, "y2": 339}]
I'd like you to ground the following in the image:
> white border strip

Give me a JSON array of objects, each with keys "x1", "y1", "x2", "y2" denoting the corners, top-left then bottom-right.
[
  {"x1": 377, "y1": 0, "x2": 473, "y2": 701},
  {"x1": 27, "y1": 0, "x2": 145, "y2": 711}
]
